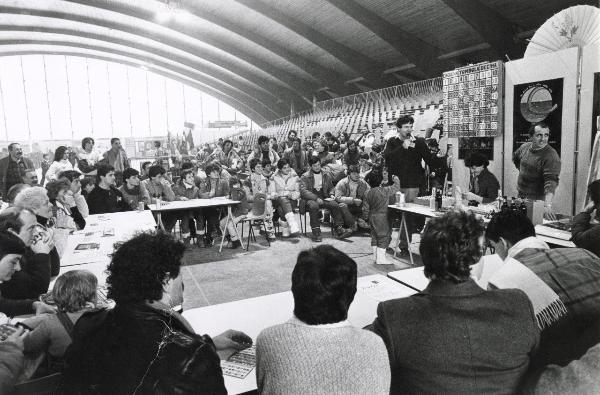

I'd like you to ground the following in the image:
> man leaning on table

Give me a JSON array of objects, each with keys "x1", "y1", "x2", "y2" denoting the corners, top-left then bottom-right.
[
  {"x1": 485, "y1": 210, "x2": 600, "y2": 370},
  {"x1": 368, "y1": 211, "x2": 539, "y2": 394},
  {"x1": 86, "y1": 164, "x2": 131, "y2": 215}
]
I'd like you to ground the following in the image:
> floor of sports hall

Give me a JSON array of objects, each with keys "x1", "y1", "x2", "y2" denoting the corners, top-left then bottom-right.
[{"x1": 179, "y1": 223, "x2": 420, "y2": 311}]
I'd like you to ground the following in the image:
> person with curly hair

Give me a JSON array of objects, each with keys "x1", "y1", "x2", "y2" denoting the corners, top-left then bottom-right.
[
  {"x1": 61, "y1": 232, "x2": 251, "y2": 394},
  {"x1": 369, "y1": 211, "x2": 539, "y2": 394}
]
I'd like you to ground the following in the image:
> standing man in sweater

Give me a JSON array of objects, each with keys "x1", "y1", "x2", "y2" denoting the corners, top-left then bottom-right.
[
  {"x1": 383, "y1": 115, "x2": 435, "y2": 252},
  {"x1": 513, "y1": 122, "x2": 561, "y2": 219},
  {"x1": 102, "y1": 138, "x2": 129, "y2": 186}
]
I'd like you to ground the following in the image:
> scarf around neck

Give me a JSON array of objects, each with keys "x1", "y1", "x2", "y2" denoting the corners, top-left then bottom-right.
[{"x1": 488, "y1": 237, "x2": 567, "y2": 329}]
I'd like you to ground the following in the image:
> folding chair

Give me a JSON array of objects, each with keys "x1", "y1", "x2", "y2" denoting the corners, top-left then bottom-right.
[{"x1": 240, "y1": 193, "x2": 271, "y2": 249}]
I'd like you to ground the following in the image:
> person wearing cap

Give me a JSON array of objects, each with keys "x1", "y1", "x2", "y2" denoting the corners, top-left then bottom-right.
[{"x1": 463, "y1": 152, "x2": 500, "y2": 204}]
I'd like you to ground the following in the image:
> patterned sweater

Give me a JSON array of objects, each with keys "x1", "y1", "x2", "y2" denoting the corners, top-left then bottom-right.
[
  {"x1": 256, "y1": 317, "x2": 390, "y2": 395},
  {"x1": 512, "y1": 143, "x2": 561, "y2": 199}
]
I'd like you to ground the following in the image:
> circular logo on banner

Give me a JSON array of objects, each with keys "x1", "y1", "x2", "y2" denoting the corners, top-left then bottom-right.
[{"x1": 520, "y1": 85, "x2": 558, "y2": 122}]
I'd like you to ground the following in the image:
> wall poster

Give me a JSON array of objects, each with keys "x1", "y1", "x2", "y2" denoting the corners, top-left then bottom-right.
[
  {"x1": 458, "y1": 137, "x2": 494, "y2": 160},
  {"x1": 512, "y1": 78, "x2": 563, "y2": 156}
]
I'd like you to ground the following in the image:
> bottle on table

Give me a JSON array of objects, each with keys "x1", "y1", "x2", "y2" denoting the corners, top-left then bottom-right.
[
  {"x1": 430, "y1": 188, "x2": 437, "y2": 210},
  {"x1": 501, "y1": 196, "x2": 509, "y2": 212},
  {"x1": 435, "y1": 189, "x2": 443, "y2": 211}
]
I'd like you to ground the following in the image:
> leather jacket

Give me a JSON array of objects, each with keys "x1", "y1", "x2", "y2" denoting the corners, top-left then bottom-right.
[{"x1": 59, "y1": 303, "x2": 226, "y2": 395}]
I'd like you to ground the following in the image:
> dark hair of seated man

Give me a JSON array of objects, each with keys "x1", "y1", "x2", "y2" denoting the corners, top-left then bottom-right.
[{"x1": 292, "y1": 245, "x2": 357, "y2": 325}]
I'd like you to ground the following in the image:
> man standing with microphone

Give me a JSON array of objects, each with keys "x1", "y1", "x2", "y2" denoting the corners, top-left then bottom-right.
[{"x1": 383, "y1": 115, "x2": 435, "y2": 254}]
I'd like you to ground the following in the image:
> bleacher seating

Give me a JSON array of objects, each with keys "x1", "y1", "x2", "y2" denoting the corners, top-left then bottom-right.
[{"x1": 214, "y1": 77, "x2": 443, "y2": 150}]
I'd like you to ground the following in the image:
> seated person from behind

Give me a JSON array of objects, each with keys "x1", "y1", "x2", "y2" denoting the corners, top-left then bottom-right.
[
  {"x1": 485, "y1": 210, "x2": 600, "y2": 368},
  {"x1": 45, "y1": 180, "x2": 86, "y2": 231},
  {"x1": 118, "y1": 167, "x2": 150, "y2": 210},
  {"x1": 571, "y1": 180, "x2": 600, "y2": 257},
  {"x1": 61, "y1": 232, "x2": 251, "y2": 394},
  {"x1": 0, "y1": 230, "x2": 55, "y2": 317},
  {"x1": 369, "y1": 210, "x2": 539, "y2": 394},
  {"x1": 334, "y1": 165, "x2": 370, "y2": 231},
  {"x1": 22, "y1": 270, "x2": 98, "y2": 363},
  {"x1": 86, "y1": 164, "x2": 130, "y2": 214},
  {"x1": 463, "y1": 152, "x2": 500, "y2": 204},
  {"x1": 256, "y1": 245, "x2": 390, "y2": 395}
]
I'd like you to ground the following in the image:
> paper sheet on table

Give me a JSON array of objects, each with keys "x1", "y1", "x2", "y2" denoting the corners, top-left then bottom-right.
[
  {"x1": 357, "y1": 278, "x2": 415, "y2": 301},
  {"x1": 221, "y1": 345, "x2": 256, "y2": 379}
]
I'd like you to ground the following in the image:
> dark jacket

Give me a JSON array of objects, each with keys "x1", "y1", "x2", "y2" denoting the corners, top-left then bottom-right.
[
  {"x1": 283, "y1": 149, "x2": 309, "y2": 176},
  {"x1": 343, "y1": 149, "x2": 361, "y2": 167},
  {"x1": 0, "y1": 247, "x2": 60, "y2": 300},
  {"x1": 369, "y1": 278, "x2": 539, "y2": 395},
  {"x1": 198, "y1": 177, "x2": 229, "y2": 198},
  {"x1": 86, "y1": 186, "x2": 131, "y2": 214},
  {"x1": 383, "y1": 137, "x2": 433, "y2": 188},
  {"x1": 299, "y1": 170, "x2": 336, "y2": 201},
  {"x1": 60, "y1": 304, "x2": 226, "y2": 395},
  {"x1": 470, "y1": 168, "x2": 500, "y2": 203},
  {"x1": 0, "y1": 155, "x2": 34, "y2": 197},
  {"x1": 571, "y1": 211, "x2": 600, "y2": 258}
]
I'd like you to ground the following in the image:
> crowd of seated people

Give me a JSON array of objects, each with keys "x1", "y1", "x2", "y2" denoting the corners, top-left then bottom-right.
[
  {"x1": 0, "y1": 205, "x2": 597, "y2": 393},
  {"x1": 0, "y1": 114, "x2": 599, "y2": 393}
]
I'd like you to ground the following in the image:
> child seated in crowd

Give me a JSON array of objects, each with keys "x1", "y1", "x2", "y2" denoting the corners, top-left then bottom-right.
[{"x1": 22, "y1": 270, "x2": 98, "y2": 367}]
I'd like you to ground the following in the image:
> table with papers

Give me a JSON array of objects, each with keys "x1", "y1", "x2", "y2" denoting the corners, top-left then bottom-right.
[
  {"x1": 57, "y1": 210, "x2": 157, "y2": 284},
  {"x1": 182, "y1": 274, "x2": 416, "y2": 394},
  {"x1": 149, "y1": 197, "x2": 241, "y2": 252}
]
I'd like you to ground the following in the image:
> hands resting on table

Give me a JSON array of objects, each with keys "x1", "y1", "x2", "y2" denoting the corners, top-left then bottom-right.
[{"x1": 212, "y1": 329, "x2": 253, "y2": 360}]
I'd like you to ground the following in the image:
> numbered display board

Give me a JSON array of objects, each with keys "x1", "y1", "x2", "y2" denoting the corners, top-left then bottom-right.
[{"x1": 443, "y1": 61, "x2": 503, "y2": 138}]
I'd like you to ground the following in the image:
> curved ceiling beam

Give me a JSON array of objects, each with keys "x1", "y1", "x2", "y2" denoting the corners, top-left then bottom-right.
[
  {"x1": 0, "y1": 3, "x2": 311, "y2": 107},
  {"x1": 0, "y1": 25, "x2": 290, "y2": 115},
  {"x1": 60, "y1": 0, "x2": 317, "y2": 101},
  {"x1": 0, "y1": 49, "x2": 271, "y2": 125},
  {"x1": 323, "y1": 0, "x2": 454, "y2": 77},
  {"x1": 180, "y1": 2, "x2": 356, "y2": 97},
  {"x1": 440, "y1": 0, "x2": 524, "y2": 60},
  {"x1": 0, "y1": 39, "x2": 283, "y2": 120},
  {"x1": 233, "y1": 0, "x2": 392, "y2": 87}
]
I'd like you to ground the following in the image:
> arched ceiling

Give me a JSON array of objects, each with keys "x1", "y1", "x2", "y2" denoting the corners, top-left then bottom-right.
[{"x1": 0, "y1": 0, "x2": 594, "y2": 124}]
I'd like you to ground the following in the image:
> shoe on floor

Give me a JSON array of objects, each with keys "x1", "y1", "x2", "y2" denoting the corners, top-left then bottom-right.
[
  {"x1": 335, "y1": 226, "x2": 353, "y2": 239},
  {"x1": 357, "y1": 218, "x2": 370, "y2": 230},
  {"x1": 311, "y1": 227, "x2": 322, "y2": 242}
]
